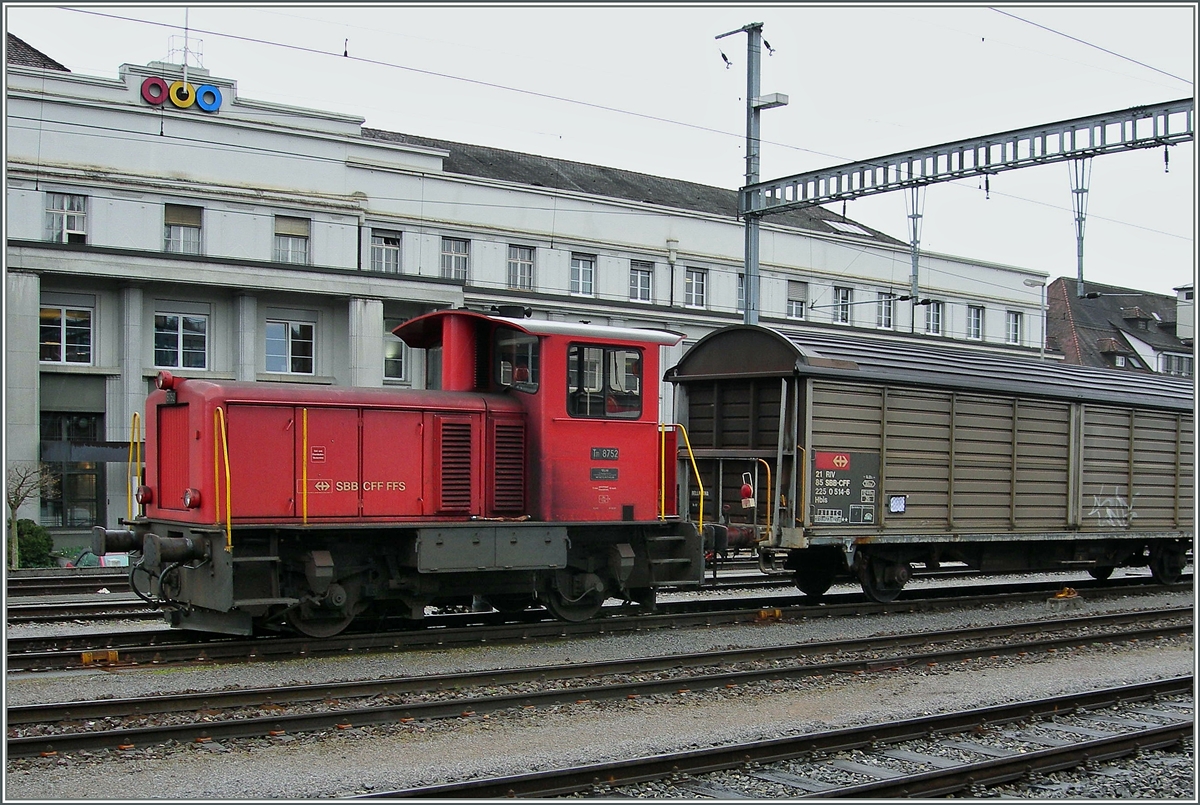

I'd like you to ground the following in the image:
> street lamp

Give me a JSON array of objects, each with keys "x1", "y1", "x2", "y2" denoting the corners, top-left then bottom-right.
[{"x1": 1023, "y1": 278, "x2": 1046, "y2": 360}]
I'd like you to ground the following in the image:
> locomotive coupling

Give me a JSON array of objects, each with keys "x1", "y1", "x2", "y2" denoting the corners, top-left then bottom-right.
[
  {"x1": 142, "y1": 533, "x2": 208, "y2": 571},
  {"x1": 92, "y1": 526, "x2": 144, "y2": 556}
]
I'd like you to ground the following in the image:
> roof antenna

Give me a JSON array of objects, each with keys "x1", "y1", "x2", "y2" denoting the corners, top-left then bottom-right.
[{"x1": 182, "y1": 8, "x2": 189, "y2": 94}]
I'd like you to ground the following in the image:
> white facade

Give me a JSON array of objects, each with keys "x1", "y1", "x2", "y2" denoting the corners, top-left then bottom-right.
[{"x1": 5, "y1": 57, "x2": 1050, "y2": 535}]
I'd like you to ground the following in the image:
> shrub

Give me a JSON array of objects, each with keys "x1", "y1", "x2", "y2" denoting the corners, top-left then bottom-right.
[{"x1": 16, "y1": 519, "x2": 55, "y2": 568}]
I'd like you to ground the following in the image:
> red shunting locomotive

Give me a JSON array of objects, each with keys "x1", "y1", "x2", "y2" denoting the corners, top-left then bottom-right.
[{"x1": 93, "y1": 309, "x2": 704, "y2": 637}]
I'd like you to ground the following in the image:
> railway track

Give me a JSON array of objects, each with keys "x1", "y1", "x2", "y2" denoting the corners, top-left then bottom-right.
[
  {"x1": 7, "y1": 577, "x2": 1188, "y2": 672},
  {"x1": 7, "y1": 607, "x2": 1191, "y2": 759},
  {"x1": 6, "y1": 571, "x2": 130, "y2": 596},
  {"x1": 359, "y1": 677, "x2": 1193, "y2": 798}
]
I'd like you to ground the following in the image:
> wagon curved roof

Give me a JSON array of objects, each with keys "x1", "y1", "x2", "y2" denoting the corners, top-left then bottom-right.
[{"x1": 665, "y1": 325, "x2": 1194, "y2": 413}]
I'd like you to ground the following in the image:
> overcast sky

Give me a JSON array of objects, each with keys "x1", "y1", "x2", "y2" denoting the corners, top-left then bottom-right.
[{"x1": 6, "y1": 3, "x2": 1196, "y2": 295}]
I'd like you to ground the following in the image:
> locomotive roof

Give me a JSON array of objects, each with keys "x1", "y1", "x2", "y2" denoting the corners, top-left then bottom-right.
[
  {"x1": 395, "y1": 309, "x2": 684, "y2": 348},
  {"x1": 665, "y1": 325, "x2": 1194, "y2": 413}
]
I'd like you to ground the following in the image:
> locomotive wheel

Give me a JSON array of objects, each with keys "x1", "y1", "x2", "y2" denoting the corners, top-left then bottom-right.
[
  {"x1": 856, "y1": 555, "x2": 910, "y2": 603},
  {"x1": 1148, "y1": 543, "x2": 1187, "y2": 585},
  {"x1": 285, "y1": 607, "x2": 355, "y2": 638},
  {"x1": 1088, "y1": 565, "x2": 1114, "y2": 581},
  {"x1": 794, "y1": 567, "x2": 834, "y2": 599},
  {"x1": 541, "y1": 570, "x2": 607, "y2": 622},
  {"x1": 542, "y1": 589, "x2": 604, "y2": 622}
]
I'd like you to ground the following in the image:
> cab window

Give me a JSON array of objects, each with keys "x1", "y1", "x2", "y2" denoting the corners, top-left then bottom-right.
[
  {"x1": 495, "y1": 329, "x2": 539, "y2": 393},
  {"x1": 567, "y1": 344, "x2": 642, "y2": 419}
]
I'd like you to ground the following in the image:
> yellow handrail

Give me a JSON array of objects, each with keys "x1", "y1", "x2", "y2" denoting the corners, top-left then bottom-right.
[
  {"x1": 302, "y1": 408, "x2": 309, "y2": 525},
  {"x1": 213, "y1": 407, "x2": 232, "y2": 552},
  {"x1": 672, "y1": 424, "x2": 704, "y2": 533},
  {"x1": 756, "y1": 457, "x2": 772, "y2": 536},
  {"x1": 658, "y1": 422, "x2": 672, "y2": 520},
  {"x1": 127, "y1": 413, "x2": 141, "y2": 521}
]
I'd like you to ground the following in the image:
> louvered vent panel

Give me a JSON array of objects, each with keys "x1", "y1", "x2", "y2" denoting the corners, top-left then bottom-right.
[
  {"x1": 492, "y1": 422, "x2": 526, "y2": 512},
  {"x1": 157, "y1": 405, "x2": 190, "y2": 510},
  {"x1": 439, "y1": 421, "x2": 473, "y2": 511}
]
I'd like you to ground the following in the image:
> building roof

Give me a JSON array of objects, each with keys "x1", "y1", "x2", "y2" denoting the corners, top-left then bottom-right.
[
  {"x1": 1047, "y1": 276, "x2": 1191, "y2": 372},
  {"x1": 5, "y1": 33, "x2": 70, "y2": 72},
  {"x1": 362, "y1": 128, "x2": 906, "y2": 246}
]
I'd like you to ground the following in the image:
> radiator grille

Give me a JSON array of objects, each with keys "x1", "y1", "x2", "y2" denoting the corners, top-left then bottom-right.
[
  {"x1": 157, "y1": 405, "x2": 190, "y2": 510},
  {"x1": 439, "y1": 421, "x2": 473, "y2": 511},
  {"x1": 492, "y1": 422, "x2": 526, "y2": 512}
]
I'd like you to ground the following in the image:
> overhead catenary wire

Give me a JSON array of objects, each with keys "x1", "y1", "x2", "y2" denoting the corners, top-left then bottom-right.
[{"x1": 7, "y1": 112, "x2": 1181, "y2": 304}]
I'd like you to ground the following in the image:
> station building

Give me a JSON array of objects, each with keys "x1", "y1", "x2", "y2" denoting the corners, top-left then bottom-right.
[{"x1": 6, "y1": 35, "x2": 1055, "y2": 538}]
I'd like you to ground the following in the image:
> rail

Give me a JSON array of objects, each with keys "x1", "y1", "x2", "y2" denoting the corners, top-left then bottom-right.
[
  {"x1": 126, "y1": 413, "x2": 141, "y2": 521},
  {"x1": 213, "y1": 407, "x2": 232, "y2": 551}
]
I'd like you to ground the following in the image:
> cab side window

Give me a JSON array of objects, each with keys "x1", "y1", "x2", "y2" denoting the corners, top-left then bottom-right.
[
  {"x1": 567, "y1": 344, "x2": 642, "y2": 419},
  {"x1": 495, "y1": 329, "x2": 539, "y2": 393}
]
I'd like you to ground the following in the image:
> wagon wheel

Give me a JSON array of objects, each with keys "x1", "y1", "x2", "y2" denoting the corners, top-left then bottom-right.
[
  {"x1": 541, "y1": 572, "x2": 606, "y2": 622},
  {"x1": 794, "y1": 566, "x2": 834, "y2": 600},
  {"x1": 1087, "y1": 565, "x2": 1114, "y2": 581},
  {"x1": 1148, "y1": 543, "x2": 1187, "y2": 585},
  {"x1": 856, "y1": 554, "x2": 910, "y2": 604}
]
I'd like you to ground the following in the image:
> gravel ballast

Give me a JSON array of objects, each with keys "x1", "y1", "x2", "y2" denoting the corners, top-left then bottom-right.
[{"x1": 4, "y1": 585, "x2": 1194, "y2": 799}]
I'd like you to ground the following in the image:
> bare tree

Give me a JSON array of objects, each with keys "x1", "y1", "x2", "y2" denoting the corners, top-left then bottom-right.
[{"x1": 6, "y1": 462, "x2": 59, "y2": 568}]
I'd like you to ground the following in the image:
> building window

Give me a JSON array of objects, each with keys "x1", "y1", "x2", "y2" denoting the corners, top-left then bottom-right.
[
  {"x1": 274, "y1": 216, "x2": 310, "y2": 264},
  {"x1": 371, "y1": 230, "x2": 402, "y2": 273},
  {"x1": 787, "y1": 281, "x2": 807, "y2": 319},
  {"x1": 40, "y1": 306, "x2": 92, "y2": 364},
  {"x1": 967, "y1": 305, "x2": 984, "y2": 340},
  {"x1": 164, "y1": 204, "x2": 202, "y2": 254},
  {"x1": 876, "y1": 292, "x2": 895, "y2": 329},
  {"x1": 1005, "y1": 311, "x2": 1022, "y2": 345},
  {"x1": 570, "y1": 253, "x2": 595, "y2": 296},
  {"x1": 383, "y1": 320, "x2": 407, "y2": 380},
  {"x1": 46, "y1": 193, "x2": 87, "y2": 244},
  {"x1": 265, "y1": 320, "x2": 314, "y2": 374},
  {"x1": 566, "y1": 344, "x2": 642, "y2": 419},
  {"x1": 1159, "y1": 353, "x2": 1193, "y2": 376},
  {"x1": 154, "y1": 313, "x2": 208, "y2": 369},
  {"x1": 737, "y1": 274, "x2": 745, "y2": 313},
  {"x1": 1114, "y1": 355, "x2": 1127, "y2": 368},
  {"x1": 507, "y1": 245, "x2": 535, "y2": 290},
  {"x1": 925, "y1": 301, "x2": 944, "y2": 335},
  {"x1": 684, "y1": 268, "x2": 707, "y2": 308},
  {"x1": 40, "y1": 412, "x2": 105, "y2": 528},
  {"x1": 629, "y1": 261, "x2": 653, "y2": 303},
  {"x1": 833, "y1": 286, "x2": 852, "y2": 324},
  {"x1": 440, "y1": 237, "x2": 470, "y2": 280}
]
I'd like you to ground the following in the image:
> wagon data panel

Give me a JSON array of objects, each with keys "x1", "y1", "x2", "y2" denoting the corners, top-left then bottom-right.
[{"x1": 811, "y1": 451, "x2": 880, "y2": 525}]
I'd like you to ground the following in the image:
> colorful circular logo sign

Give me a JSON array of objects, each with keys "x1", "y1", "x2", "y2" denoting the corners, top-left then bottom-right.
[{"x1": 141, "y1": 77, "x2": 222, "y2": 113}]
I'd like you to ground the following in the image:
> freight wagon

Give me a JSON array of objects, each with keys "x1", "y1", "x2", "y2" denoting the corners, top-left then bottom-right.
[{"x1": 665, "y1": 325, "x2": 1194, "y2": 602}]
